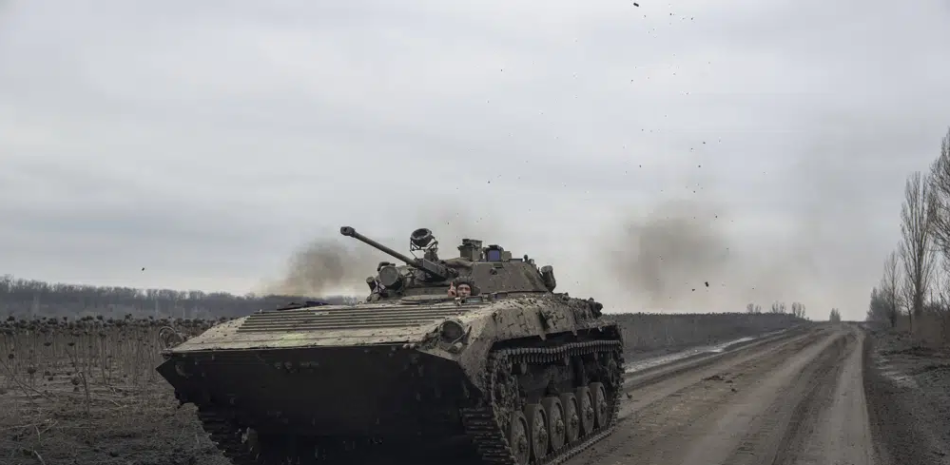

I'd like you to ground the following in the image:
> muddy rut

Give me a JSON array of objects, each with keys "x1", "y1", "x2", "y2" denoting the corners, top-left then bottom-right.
[{"x1": 566, "y1": 325, "x2": 872, "y2": 465}]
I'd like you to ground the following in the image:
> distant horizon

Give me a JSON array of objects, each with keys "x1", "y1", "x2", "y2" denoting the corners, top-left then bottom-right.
[
  {"x1": 1, "y1": 272, "x2": 349, "y2": 299},
  {"x1": 0, "y1": 272, "x2": 824, "y2": 317}
]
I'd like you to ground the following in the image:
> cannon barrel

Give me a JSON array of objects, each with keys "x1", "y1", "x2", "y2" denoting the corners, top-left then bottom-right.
[
  {"x1": 340, "y1": 226, "x2": 457, "y2": 280},
  {"x1": 340, "y1": 226, "x2": 418, "y2": 265}
]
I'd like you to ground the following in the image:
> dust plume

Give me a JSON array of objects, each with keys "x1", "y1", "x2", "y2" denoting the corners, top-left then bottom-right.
[
  {"x1": 262, "y1": 238, "x2": 380, "y2": 297},
  {"x1": 601, "y1": 191, "x2": 830, "y2": 313},
  {"x1": 607, "y1": 198, "x2": 737, "y2": 309}
]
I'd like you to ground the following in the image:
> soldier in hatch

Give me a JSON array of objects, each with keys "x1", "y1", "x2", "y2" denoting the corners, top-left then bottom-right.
[{"x1": 447, "y1": 277, "x2": 477, "y2": 298}]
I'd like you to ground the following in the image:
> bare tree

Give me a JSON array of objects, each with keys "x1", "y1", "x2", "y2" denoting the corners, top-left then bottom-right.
[
  {"x1": 829, "y1": 308, "x2": 841, "y2": 323},
  {"x1": 898, "y1": 171, "x2": 939, "y2": 332},
  {"x1": 746, "y1": 303, "x2": 755, "y2": 314},
  {"x1": 770, "y1": 301, "x2": 785, "y2": 314},
  {"x1": 867, "y1": 287, "x2": 887, "y2": 323},
  {"x1": 880, "y1": 250, "x2": 901, "y2": 328},
  {"x1": 926, "y1": 128, "x2": 950, "y2": 336},
  {"x1": 926, "y1": 128, "x2": 950, "y2": 257},
  {"x1": 790, "y1": 302, "x2": 806, "y2": 318}
]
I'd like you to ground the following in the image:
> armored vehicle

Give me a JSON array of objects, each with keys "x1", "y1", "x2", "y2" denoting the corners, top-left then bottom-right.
[{"x1": 157, "y1": 226, "x2": 625, "y2": 465}]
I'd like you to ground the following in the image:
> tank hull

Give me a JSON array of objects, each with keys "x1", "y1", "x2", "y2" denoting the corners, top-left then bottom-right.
[{"x1": 156, "y1": 294, "x2": 626, "y2": 465}]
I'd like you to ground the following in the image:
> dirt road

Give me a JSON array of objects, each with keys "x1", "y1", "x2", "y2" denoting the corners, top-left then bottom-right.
[{"x1": 568, "y1": 324, "x2": 874, "y2": 465}]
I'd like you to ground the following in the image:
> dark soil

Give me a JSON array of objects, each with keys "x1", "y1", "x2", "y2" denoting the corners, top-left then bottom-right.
[
  {"x1": 0, "y1": 386, "x2": 229, "y2": 465},
  {"x1": 863, "y1": 325, "x2": 950, "y2": 465}
]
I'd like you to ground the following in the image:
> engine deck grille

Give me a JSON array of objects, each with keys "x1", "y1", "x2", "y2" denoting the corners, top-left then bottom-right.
[{"x1": 237, "y1": 305, "x2": 474, "y2": 332}]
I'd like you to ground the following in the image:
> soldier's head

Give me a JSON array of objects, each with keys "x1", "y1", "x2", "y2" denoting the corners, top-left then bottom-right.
[
  {"x1": 456, "y1": 283, "x2": 471, "y2": 298},
  {"x1": 451, "y1": 277, "x2": 477, "y2": 298}
]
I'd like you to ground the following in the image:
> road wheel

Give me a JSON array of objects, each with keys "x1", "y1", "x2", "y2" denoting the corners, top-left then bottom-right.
[
  {"x1": 508, "y1": 410, "x2": 531, "y2": 465},
  {"x1": 524, "y1": 403, "x2": 550, "y2": 461},
  {"x1": 559, "y1": 392, "x2": 581, "y2": 444},
  {"x1": 542, "y1": 396, "x2": 566, "y2": 452},
  {"x1": 575, "y1": 386, "x2": 595, "y2": 436},
  {"x1": 589, "y1": 382, "x2": 610, "y2": 428}
]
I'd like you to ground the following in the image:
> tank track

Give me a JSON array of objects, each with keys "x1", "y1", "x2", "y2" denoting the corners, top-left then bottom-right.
[
  {"x1": 460, "y1": 340, "x2": 624, "y2": 465},
  {"x1": 197, "y1": 410, "x2": 268, "y2": 465},
  {"x1": 197, "y1": 410, "x2": 373, "y2": 465}
]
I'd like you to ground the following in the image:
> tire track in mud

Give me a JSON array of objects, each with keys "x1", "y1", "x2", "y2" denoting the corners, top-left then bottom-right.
[
  {"x1": 616, "y1": 326, "x2": 827, "y2": 419},
  {"x1": 688, "y1": 328, "x2": 859, "y2": 465},
  {"x1": 622, "y1": 326, "x2": 806, "y2": 378},
  {"x1": 622, "y1": 325, "x2": 813, "y2": 389},
  {"x1": 567, "y1": 326, "x2": 835, "y2": 465},
  {"x1": 778, "y1": 328, "x2": 873, "y2": 465}
]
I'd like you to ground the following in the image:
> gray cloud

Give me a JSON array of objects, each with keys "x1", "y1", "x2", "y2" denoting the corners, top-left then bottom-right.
[{"x1": 2, "y1": 0, "x2": 949, "y2": 320}]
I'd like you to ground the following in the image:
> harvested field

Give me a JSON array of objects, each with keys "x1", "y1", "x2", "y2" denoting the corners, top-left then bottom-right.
[
  {"x1": 0, "y1": 316, "x2": 221, "y2": 465},
  {"x1": 0, "y1": 312, "x2": 804, "y2": 465}
]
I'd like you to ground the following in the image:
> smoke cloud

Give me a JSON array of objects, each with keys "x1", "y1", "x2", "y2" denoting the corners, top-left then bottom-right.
[
  {"x1": 262, "y1": 238, "x2": 380, "y2": 297},
  {"x1": 607, "y1": 199, "x2": 733, "y2": 309},
  {"x1": 600, "y1": 166, "x2": 873, "y2": 315},
  {"x1": 605, "y1": 196, "x2": 737, "y2": 310}
]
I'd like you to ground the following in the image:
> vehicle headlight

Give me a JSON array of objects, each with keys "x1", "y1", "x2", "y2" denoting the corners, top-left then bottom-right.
[{"x1": 439, "y1": 320, "x2": 465, "y2": 343}]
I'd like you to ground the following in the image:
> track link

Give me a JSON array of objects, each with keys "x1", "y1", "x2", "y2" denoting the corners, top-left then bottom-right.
[
  {"x1": 460, "y1": 340, "x2": 625, "y2": 465},
  {"x1": 198, "y1": 410, "x2": 266, "y2": 465}
]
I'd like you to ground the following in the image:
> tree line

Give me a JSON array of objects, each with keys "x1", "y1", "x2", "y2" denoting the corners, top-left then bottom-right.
[
  {"x1": 0, "y1": 274, "x2": 360, "y2": 319},
  {"x1": 866, "y1": 128, "x2": 950, "y2": 344},
  {"x1": 745, "y1": 301, "x2": 809, "y2": 319}
]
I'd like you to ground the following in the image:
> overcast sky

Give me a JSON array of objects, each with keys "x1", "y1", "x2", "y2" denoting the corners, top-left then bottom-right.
[{"x1": 2, "y1": 0, "x2": 949, "y2": 320}]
